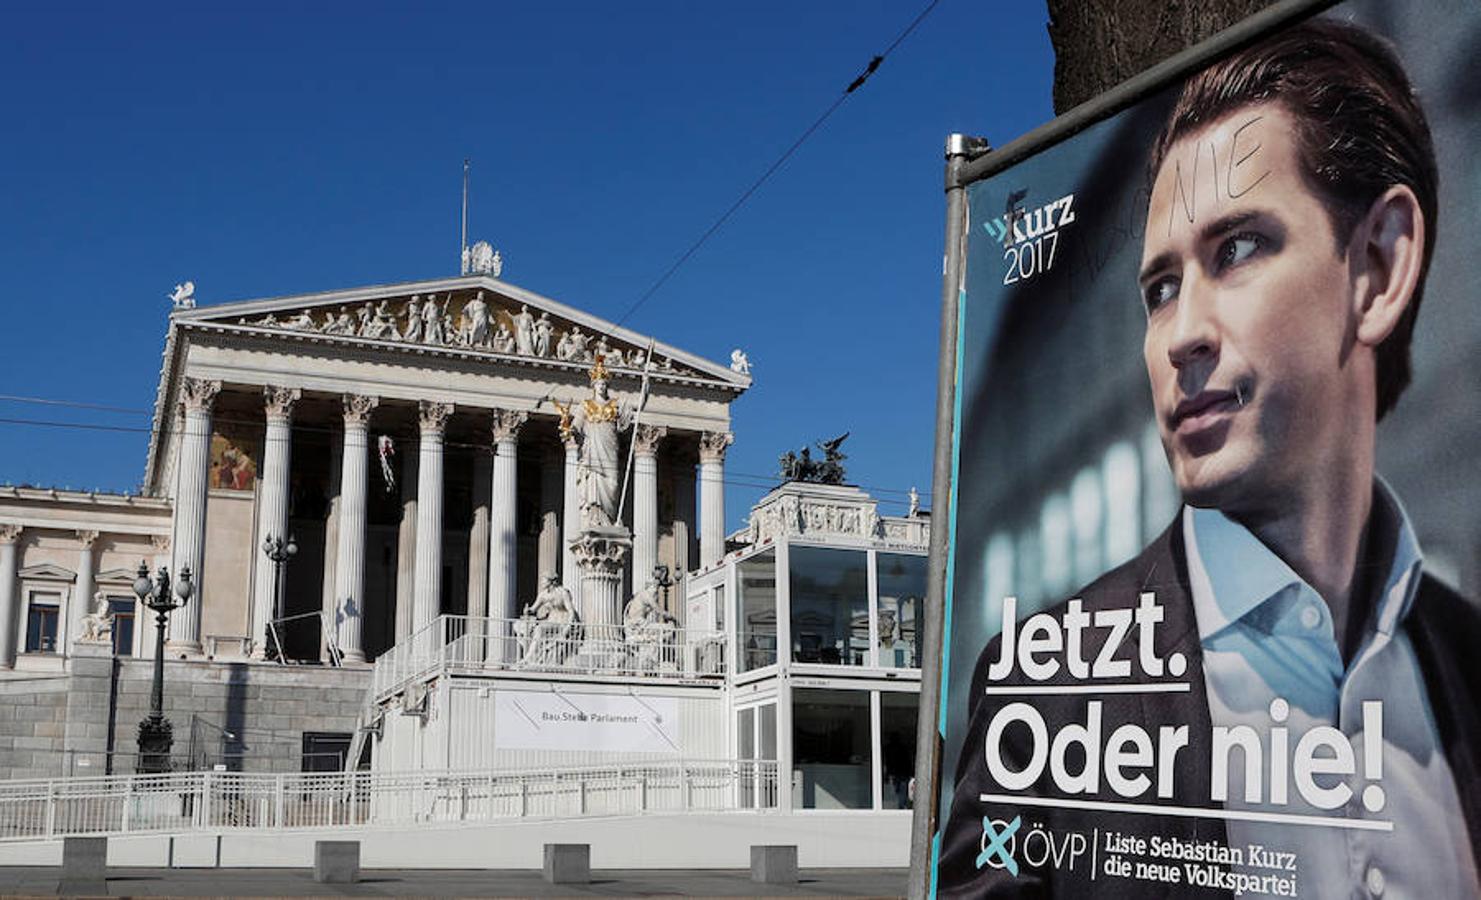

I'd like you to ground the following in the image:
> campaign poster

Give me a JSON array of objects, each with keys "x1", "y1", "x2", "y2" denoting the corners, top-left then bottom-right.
[{"x1": 931, "y1": 1, "x2": 1481, "y2": 896}]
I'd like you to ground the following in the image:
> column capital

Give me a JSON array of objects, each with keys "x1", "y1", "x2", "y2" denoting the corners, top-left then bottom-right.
[
  {"x1": 0, "y1": 524, "x2": 21, "y2": 544},
  {"x1": 263, "y1": 385, "x2": 302, "y2": 423},
  {"x1": 490, "y1": 409, "x2": 529, "y2": 444},
  {"x1": 75, "y1": 530, "x2": 100, "y2": 549},
  {"x1": 633, "y1": 424, "x2": 667, "y2": 457},
  {"x1": 179, "y1": 377, "x2": 222, "y2": 415},
  {"x1": 698, "y1": 430, "x2": 734, "y2": 463},
  {"x1": 419, "y1": 400, "x2": 455, "y2": 434},
  {"x1": 342, "y1": 393, "x2": 380, "y2": 427}
]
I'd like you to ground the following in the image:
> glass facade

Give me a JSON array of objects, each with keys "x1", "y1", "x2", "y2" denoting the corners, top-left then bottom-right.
[
  {"x1": 789, "y1": 547, "x2": 869, "y2": 665},
  {"x1": 879, "y1": 691, "x2": 918, "y2": 810},
  {"x1": 738, "y1": 550, "x2": 777, "y2": 671},
  {"x1": 792, "y1": 688, "x2": 872, "y2": 809},
  {"x1": 876, "y1": 553, "x2": 925, "y2": 669},
  {"x1": 728, "y1": 536, "x2": 925, "y2": 811}
]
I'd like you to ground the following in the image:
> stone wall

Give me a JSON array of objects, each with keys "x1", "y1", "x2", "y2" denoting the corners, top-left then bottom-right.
[
  {"x1": 0, "y1": 674, "x2": 70, "y2": 780},
  {"x1": 0, "y1": 644, "x2": 370, "y2": 780}
]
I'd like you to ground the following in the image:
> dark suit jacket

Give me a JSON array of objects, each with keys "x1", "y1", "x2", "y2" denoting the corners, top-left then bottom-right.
[{"x1": 937, "y1": 521, "x2": 1481, "y2": 898}]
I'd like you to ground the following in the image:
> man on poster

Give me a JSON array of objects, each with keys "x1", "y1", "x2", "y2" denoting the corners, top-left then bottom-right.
[{"x1": 940, "y1": 18, "x2": 1480, "y2": 897}]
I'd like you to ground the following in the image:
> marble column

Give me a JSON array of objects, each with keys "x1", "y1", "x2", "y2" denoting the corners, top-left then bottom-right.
[
  {"x1": 393, "y1": 443, "x2": 417, "y2": 643},
  {"x1": 698, "y1": 431, "x2": 733, "y2": 568},
  {"x1": 632, "y1": 425, "x2": 666, "y2": 596},
  {"x1": 489, "y1": 409, "x2": 528, "y2": 620},
  {"x1": 250, "y1": 386, "x2": 300, "y2": 659},
  {"x1": 0, "y1": 525, "x2": 21, "y2": 669},
  {"x1": 571, "y1": 530, "x2": 631, "y2": 666},
  {"x1": 168, "y1": 377, "x2": 220, "y2": 653},
  {"x1": 412, "y1": 402, "x2": 453, "y2": 632},
  {"x1": 333, "y1": 393, "x2": 379, "y2": 664},
  {"x1": 466, "y1": 450, "x2": 493, "y2": 620},
  {"x1": 561, "y1": 435, "x2": 580, "y2": 593},
  {"x1": 537, "y1": 443, "x2": 563, "y2": 585},
  {"x1": 320, "y1": 434, "x2": 342, "y2": 661},
  {"x1": 70, "y1": 530, "x2": 99, "y2": 653}
]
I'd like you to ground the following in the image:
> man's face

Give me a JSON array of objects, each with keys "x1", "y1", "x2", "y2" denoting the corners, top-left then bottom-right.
[{"x1": 1140, "y1": 103, "x2": 1364, "y2": 512}]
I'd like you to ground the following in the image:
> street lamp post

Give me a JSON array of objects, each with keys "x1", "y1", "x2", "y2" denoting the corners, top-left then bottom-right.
[
  {"x1": 132, "y1": 562, "x2": 193, "y2": 774},
  {"x1": 260, "y1": 534, "x2": 297, "y2": 662},
  {"x1": 652, "y1": 564, "x2": 673, "y2": 611}
]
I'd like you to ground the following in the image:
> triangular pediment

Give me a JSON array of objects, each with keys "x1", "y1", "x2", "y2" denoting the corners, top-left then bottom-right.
[
  {"x1": 18, "y1": 563, "x2": 75, "y2": 582},
  {"x1": 172, "y1": 275, "x2": 750, "y2": 387},
  {"x1": 97, "y1": 567, "x2": 142, "y2": 586}
]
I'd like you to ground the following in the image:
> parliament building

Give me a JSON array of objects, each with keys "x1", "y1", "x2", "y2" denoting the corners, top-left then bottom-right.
[{"x1": 0, "y1": 265, "x2": 926, "y2": 866}]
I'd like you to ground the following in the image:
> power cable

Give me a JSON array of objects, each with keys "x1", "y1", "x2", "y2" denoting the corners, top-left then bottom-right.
[{"x1": 612, "y1": 0, "x2": 941, "y2": 327}]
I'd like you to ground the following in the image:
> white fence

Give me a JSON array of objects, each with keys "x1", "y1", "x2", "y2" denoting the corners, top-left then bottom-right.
[
  {"x1": 371, "y1": 615, "x2": 727, "y2": 701},
  {"x1": 0, "y1": 759, "x2": 778, "y2": 842}
]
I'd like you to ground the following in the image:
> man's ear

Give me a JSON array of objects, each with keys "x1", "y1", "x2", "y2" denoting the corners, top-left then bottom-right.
[{"x1": 1352, "y1": 184, "x2": 1425, "y2": 348}]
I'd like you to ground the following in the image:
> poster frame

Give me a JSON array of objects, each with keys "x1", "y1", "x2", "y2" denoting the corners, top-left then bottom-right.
[{"x1": 906, "y1": 0, "x2": 1346, "y2": 895}]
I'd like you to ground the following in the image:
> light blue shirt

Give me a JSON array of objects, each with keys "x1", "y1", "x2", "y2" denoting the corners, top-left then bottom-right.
[{"x1": 1184, "y1": 483, "x2": 1478, "y2": 899}]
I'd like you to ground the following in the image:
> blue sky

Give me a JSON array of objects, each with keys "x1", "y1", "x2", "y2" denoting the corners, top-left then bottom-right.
[{"x1": 0, "y1": 0, "x2": 1054, "y2": 527}]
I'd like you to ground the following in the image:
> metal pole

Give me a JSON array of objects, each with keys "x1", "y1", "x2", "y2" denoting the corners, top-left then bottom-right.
[
  {"x1": 272, "y1": 553, "x2": 284, "y2": 660},
  {"x1": 907, "y1": 133, "x2": 987, "y2": 900}
]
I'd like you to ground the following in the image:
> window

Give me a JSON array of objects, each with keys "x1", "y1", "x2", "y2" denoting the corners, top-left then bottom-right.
[
  {"x1": 302, "y1": 732, "x2": 352, "y2": 773},
  {"x1": 789, "y1": 547, "x2": 868, "y2": 666},
  {"x1": 792, "y1": 688, "x2": 871, "y2": 809},
  {"x1": 25, "y1": 592, "x2": 60, "y2": 653},
  {"x1": 880, "y1": 692, "x2": 919, "y2": 810},
  {"x1": 876, "y1": 553, "x2": 925, "y2": 669},
  {"x1": 736, "y1": 703, "x2": 779, "y2": 809},
  {"x1": 737, "y1": 551, "x2": 776, "y2": 671},
  {"x1": 109, "y1": 598, "x2": 136, "y2": 657}
]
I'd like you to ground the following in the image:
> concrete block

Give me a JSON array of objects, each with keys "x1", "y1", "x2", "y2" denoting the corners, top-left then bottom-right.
[
  {"x1": 313, "y1": 840, "x2": 360, "y2": 884},
  {"x1": 543, "y1": 843, "x2": 590, "y2": 884},
  {"x1": 58, "y1": 836, "x2": 108, "y2": 894},
  {"x1": 751, "y1": 845, "x2": 799, "y2": 884}
]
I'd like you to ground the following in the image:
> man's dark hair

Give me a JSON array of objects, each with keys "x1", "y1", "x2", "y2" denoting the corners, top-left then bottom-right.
[{"x1": 1150, "y1": 17, "x2": 1438, "y2": 421}]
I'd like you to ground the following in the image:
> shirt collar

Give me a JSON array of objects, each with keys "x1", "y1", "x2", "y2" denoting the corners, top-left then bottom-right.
[{"x1": 1182, "y1": 477, "x2": 1423, "y2": 643}]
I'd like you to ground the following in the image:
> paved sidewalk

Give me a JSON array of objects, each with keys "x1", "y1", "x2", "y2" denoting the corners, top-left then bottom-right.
[{"x1": 0, "y1": 866, "x2": 908, "y2": 897}]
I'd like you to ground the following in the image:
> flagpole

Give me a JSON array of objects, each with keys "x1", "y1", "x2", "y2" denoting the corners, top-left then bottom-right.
[
  {"x1": 615, "y1": 340, "x2": 658, "y2": 525},
  {"x1": 460, "y1": 159, "x2": 470, "y2": 273}
]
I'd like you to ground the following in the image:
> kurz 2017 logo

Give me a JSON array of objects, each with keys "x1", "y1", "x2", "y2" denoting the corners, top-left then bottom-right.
[{"x1": 983, "y1": 191, "x2": 1076, "y2": 285}]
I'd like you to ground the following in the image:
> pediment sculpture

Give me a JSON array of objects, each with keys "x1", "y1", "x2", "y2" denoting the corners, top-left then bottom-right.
[{"x1": 236, "y1": 291, "x2": 690, "y2": 375}]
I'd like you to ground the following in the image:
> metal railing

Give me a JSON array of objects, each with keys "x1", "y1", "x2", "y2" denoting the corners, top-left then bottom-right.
[
  {"x1": 371, "y1": 615, "x2": 727, "y2": 700},
  {"x1": 0, "y1": 759, "x2": 777, "y2": 841}
]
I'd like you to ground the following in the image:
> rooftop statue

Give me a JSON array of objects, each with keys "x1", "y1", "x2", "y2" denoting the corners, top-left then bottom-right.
[
  {"x1": 778, "y1": 432, "x2": 850, "y2": 485},
  {"x1": 464, "y1": 240, "x2": 502, "y2": 277},
  {"x1": 169, "y1": 281, "x2": 196, "y2": 309}
]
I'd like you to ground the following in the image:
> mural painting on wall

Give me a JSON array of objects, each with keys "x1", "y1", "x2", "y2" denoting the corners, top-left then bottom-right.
[{"x1": 210, "y1": 427, "x2": 257, "y2": 491}]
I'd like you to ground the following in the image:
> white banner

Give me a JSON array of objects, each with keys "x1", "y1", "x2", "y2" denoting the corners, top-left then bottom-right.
[{"x1": 493, "y1": 690, "x2": 681, "y2": 753}]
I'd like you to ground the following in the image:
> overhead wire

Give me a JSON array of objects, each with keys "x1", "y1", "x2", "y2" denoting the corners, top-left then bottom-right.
[{"x1": 611, "y1": 0, "x2": 941, "y2": 327}]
